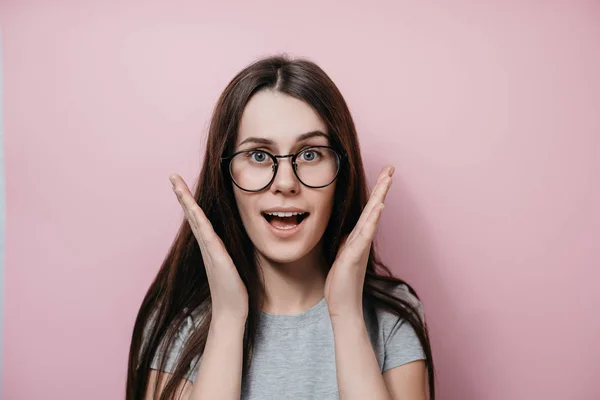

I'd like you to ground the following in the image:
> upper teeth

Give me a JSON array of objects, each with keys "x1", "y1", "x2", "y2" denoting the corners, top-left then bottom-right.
[{"x1": 265, "y1": 212, "x2": 306, "y2": 217}]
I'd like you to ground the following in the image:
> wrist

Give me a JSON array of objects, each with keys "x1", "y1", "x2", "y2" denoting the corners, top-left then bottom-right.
[
  {"x1": 210, "y1": 314, "x2": 247, "y2": 334},
  {"x1": 330, "y1": 311, "x2": 365, "y2": 330}
]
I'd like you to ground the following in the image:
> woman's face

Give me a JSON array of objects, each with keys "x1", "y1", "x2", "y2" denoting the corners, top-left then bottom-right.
[{"x1": 232, "y1": 90, "x2": 337, "y2": 264}]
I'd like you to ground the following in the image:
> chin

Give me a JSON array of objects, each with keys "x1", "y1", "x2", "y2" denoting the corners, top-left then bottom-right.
[
  {"x1": 259, "y1": 249, "x2": 306, "y2": 265},
  {"x1": 252, "y1": 236, "x2": 312, "y2": 264}
]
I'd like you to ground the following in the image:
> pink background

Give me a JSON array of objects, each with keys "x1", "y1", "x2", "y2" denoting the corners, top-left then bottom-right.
[{"x1": 2, "y1": 1, "x2": 599, "y2": 399}]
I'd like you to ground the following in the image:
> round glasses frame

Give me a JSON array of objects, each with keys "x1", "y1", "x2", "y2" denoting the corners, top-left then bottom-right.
[{"x1": 221, "y1": 145, "x2": 346, "y2": 193}]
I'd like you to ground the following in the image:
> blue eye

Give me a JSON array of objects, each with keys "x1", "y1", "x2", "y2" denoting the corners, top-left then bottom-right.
[
  {"x1": 299, "y1": 149, "x2": 321, "y2": 162},
  {"x1": 248, "y1": 151, "x2": 269, "y2": 163}
]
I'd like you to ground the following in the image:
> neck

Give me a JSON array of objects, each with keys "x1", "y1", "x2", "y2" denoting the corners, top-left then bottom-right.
[{"x1": 257, "y1": 241, "x2": 328, "y2": 315}]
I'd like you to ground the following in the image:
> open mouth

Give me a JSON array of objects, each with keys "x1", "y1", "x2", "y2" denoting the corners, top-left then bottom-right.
[{"x1": 262, "y1": 212, "x2": 309, "y2": 230}]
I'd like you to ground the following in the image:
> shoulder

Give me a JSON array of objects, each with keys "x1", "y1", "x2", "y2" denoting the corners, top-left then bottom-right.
[
  {"x1": 389, "y1": 283, "x2": 425, "y2": 321},
  {"x1": 364, "y1": 282, "x2": 426, "y2": 347},
  {"x1": 364, "y1": 283, "x2": 427, "y2": 371},
  {"x1": 368, "y1": 283, "x2": 425, "y2": 325}
]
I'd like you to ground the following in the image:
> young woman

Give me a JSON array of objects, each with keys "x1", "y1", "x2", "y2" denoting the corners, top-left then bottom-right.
[{"x1": 127, "y1": 55, "x2": 435, "y2": 400}]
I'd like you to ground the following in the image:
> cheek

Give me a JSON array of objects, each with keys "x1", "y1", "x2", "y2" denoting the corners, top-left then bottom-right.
[
  {"x1": 314, "y1": 186, "x2": 336, "y2": 224},
  {"x1": 232, "y1": 189, "x2": 255, "y2": 226}
]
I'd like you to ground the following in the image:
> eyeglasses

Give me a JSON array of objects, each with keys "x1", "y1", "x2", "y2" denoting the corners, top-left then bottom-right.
[{"x1": 221, "y1": 146, "x2": 345, "y2": 192}]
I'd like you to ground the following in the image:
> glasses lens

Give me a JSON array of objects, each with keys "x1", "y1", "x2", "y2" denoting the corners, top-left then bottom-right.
[
  {"x1": 230, "y1": 150, "x2": 274, "y2": 191},
  {"x1": 229, "y1": 147, "x2": 341, "y2": 191},
  {"x1": 295, "y1": 147, "x2": 340, "y2": 187}
]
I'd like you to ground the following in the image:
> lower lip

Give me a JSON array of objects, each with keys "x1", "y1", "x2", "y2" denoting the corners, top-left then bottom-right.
[{"x1": 262, "y1": 215, "x2": 308, "y2": 239}]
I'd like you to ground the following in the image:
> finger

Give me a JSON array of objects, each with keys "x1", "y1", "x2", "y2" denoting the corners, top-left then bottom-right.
[
  {"x1": 170, "y1": 175, "x2": 223, "y2": 259},
  {"x1": 170, "y1": 175, "x2": 203, "y2": 232},
  {"x1": 373, "y1": 175, "x2": 392, "y2": 204},
  {"x1": 347, "y1": 177, "x2": 389, "y2": 243},
  {"x1": 342, "y1": 203, "x2": 385, "y2": 263},
  {"x1": 355, "y1": 203, "x2": 385, "y2": 249},
  {"x1": 362, "y1": 166, "x2": 394, "y2": 218},
  {"x1": 349, "y1": 170, "x2": 393, "y2": 241},
  {"x1": 376, "y1": 165, "x2": 395, "y2": 184},
  {"x1": 170, "y1": 175, "x2": 209, "y2": 253}
]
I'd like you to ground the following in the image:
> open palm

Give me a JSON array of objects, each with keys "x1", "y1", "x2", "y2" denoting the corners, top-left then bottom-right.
[
  {"x1": 170, "y1": 174, "x2": 249, "y2": 323},
  {"x1": 324, "y1": 166, "x2": 394, "y2": 319}
]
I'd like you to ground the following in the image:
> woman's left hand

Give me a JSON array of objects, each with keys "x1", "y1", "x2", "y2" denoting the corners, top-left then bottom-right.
[{"x1": 324, "y1": 166, "x2": 395, "y2": 320}]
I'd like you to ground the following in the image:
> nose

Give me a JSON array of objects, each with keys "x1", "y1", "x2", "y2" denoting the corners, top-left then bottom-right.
[{"x1": 269, "y1": 156, "x2": 300, "y2": 194}]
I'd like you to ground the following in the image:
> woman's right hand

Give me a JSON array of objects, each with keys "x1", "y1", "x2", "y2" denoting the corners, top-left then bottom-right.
[{"x1": 169, "y1": 174, "x2": 249, "y2": 324}]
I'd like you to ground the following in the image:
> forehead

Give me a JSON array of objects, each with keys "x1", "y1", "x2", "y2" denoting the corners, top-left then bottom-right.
[{"x1": 236, "y1": 90, "x2": 328, "y2": 147}]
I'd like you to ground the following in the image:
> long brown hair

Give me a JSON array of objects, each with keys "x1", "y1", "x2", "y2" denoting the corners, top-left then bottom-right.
[{"x1": 126, "y1": 55, "x2": 435, "y2": 399}]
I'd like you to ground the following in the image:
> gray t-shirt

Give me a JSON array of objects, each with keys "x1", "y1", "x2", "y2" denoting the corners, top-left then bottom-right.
[{"x1": 151, "y1": 284, "x2": 425, "y2": 399}]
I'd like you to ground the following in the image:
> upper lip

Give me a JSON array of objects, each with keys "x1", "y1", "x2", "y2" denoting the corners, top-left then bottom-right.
[{"x1": 262, "y1": 207, "x2": 308, "y2": 214}]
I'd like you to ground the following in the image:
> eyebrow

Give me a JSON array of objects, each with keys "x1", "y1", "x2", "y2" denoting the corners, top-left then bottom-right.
[{"x1": 237, "y1": 130, "x2": 329, "y2": 147}]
